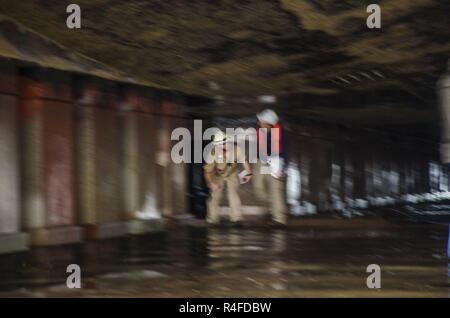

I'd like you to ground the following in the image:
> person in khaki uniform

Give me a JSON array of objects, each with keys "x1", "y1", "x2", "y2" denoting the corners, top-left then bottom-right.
[
  {"x1": 254, "y1": 109, "x2": 288, "y2": 225},
  {"x1": 203, "y1": 131, "x2": 252, "y2": 225}
]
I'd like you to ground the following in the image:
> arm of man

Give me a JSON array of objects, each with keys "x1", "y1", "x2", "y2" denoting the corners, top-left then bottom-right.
[
  {"x1": 237, "y1": 140, "x2": 253, "y2": 183},
  {"x1": 234, "y1": 144, "x2": 253, "y2": 182},
  {"x1": 204, "y1": 151, "x2": 220, "y2": 192},
  {"x1": 204, "y1": 169, "x2": 219, "y2": 192},
  {"x1": 241, "y1": 160, "x2": 253, "y2": 183}
]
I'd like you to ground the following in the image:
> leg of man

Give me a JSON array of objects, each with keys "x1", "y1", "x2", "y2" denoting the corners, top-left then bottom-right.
[
  {"x1": 226, "y1": 174, "x2": 243, "y2": 222},
  {"x1": 206, "y1": 178, "x2": 224, "y2": 224},
  {"x1": 269, "y1": 176, "x2": 287, "y2": 224},
  {"x1": 253, "y1": 161, "x2": 267, "y2": 201}
]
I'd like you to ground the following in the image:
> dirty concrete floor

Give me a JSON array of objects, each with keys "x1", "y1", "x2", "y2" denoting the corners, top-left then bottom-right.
[{"x1": 0, "y1": 219, "x2": 449, "y2": 297}]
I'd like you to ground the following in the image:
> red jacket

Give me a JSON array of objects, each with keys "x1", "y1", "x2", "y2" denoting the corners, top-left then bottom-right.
[{"x1": 257, "y1": 123, "x2": 284, "y2": 157}]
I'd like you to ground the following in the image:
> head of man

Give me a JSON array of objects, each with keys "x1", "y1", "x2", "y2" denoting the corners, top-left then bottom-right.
[{"x1": 257, "y1": 109, "x2": 279, "y2": 128}]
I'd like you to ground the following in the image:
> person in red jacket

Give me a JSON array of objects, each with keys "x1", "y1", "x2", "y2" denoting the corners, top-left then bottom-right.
[{"x1": 254, "y1": 109, "x2": 288, "y2": 225}]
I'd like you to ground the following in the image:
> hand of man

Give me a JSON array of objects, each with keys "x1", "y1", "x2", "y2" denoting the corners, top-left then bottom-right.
[
  {"x1": 242, "y1": 175, "x2": 252, "y2": 183},
  {"x1": 208, "y1": 182, "x2": 220, "y2": 192}
]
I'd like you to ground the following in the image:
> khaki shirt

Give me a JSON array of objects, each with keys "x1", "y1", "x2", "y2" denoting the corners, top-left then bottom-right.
[{"x1": 203, "y1": 144, "x2": 245, "y2": 178}]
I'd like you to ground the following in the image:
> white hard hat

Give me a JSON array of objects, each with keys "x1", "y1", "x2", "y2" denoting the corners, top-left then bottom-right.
[
  {"x1": 257, "y1": 109, "x2": 279, "y2": 125},
  {"x1": 212, "y1": 130, "x2": 230, "y2": 145}
]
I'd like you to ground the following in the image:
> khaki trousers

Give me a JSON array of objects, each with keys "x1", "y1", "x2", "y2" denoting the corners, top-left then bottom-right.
[
  {"x1": 253, "y1": 161, "x2": 287, "y2": 224},
  {"x1": 206, "y1": 172, "x2": 242, "y2": 224}
]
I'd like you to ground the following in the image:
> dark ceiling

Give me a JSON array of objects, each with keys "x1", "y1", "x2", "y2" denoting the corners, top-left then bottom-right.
[{"x1": 0, "y1": 0, "x2": 449, "y2": 125}]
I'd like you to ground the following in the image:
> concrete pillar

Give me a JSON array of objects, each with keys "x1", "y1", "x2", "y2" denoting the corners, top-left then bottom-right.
[
  {"x1": 123, "y1": 90, "x2": 188, "y2": 233},
  {"x1": 19, "y1": 68, "x2": 81, "y2": 246},
  {"x1": 380, "y1": 159, "x2": 392, "y2": 197},
  {"x1": 397, "y1": 147, "x2": 409, "y2": 196},
  {"x1": 120, "y1": 88, "x2": 141, "y2": 221},
  {"x1": 121, "y1": 87, "x2": 163, "y2": 233},
  {"x1": 352, "y1": 142, "x2": 367, "y2": 199},
  {"x1": 364, "y1": 155, "x2": 374, "y2": 198},
  {"x1": 161, "y1": 98, "x2": 188, "y2": 218},
  {"x1": 298, "y1": 139, "x2": 312, "y2": 205},
  {"x1": 169, "y1": 119, "x2": 186, "y2": 215},
  {"x1": 75, "y1": 78, "x2": 126, "y2": 239},
  {"x1": 310, "y1": 142, "x2": 332, "y2": 211},
  {"x1": 0, "y1": 60, "x2": 29, "y2": 254},
  {"x1": 332, "y1": 146, "x2": 345, "y2": 202},
  {"x1": 372, "y1": 152, "x2": 384, "y2": 198},
  {"x1": 156, "y1": 104, "x2": 173, "y2": 218},
  {"x1": 295, "y1": 127, "x2": 333, "y2": 214},
  {"x1": 437, "y1": 61, "x2": 450, "y2": 164},
  {"x1": 420, "y1": 157, "x2": 431, "y2": 194},
  {"x1": 139, "y1": 98, "x2": 162, "y2": 220},
  {"x1": 343, "y1": 152, "x2": 354, "y2": 201}
]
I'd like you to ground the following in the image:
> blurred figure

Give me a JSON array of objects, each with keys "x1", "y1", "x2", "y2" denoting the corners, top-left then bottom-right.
[
  {"x1": 437, "y1": 59, "x2": 450, "y2": 278},
  {"x1": 254, "y1": 109, "x2": 288, "y2": 225},
  {"x1": 203, "y1": 131, "x2": 252, "y2": 225}
]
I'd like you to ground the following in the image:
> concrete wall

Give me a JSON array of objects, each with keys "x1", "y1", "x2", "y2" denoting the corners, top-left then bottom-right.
[
  {"x1": 75, "y1": 79, "x2": 123, "y2": 229},
  {"x1": 121, "y1": 89, "x2": 188, "y2": 227},
  {"x1": 19, "y1": 69, "x2": 81, "y2": 245},
  {"x1": 0, "y1": 60, "x2": 189, "y2": 252},
  {"x1": 0, "y1": 60, "x2": 29, "y2": 254},
  {"x1": 0, "y1": 61, "x2": 20, "y2": 234}
]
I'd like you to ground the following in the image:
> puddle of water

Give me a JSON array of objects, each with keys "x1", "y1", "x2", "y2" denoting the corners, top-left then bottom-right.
[{"x1": 1, "y1": 224, "x2": 448, "y2": 297}]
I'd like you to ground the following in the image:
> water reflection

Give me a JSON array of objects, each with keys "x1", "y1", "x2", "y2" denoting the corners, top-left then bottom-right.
[{"x1": 1, "y1": 224, "x2": 447, "y2": 297}]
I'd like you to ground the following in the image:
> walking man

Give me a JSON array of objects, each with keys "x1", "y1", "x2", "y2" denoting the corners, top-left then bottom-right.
[{"x1": 254, "y1": 109, "x2": 289, "y2": 225}]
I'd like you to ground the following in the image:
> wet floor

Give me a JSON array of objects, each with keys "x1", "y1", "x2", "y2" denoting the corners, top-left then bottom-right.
[{"x1": 0, "y1": 218, "x2": 448, "y2": 297}]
